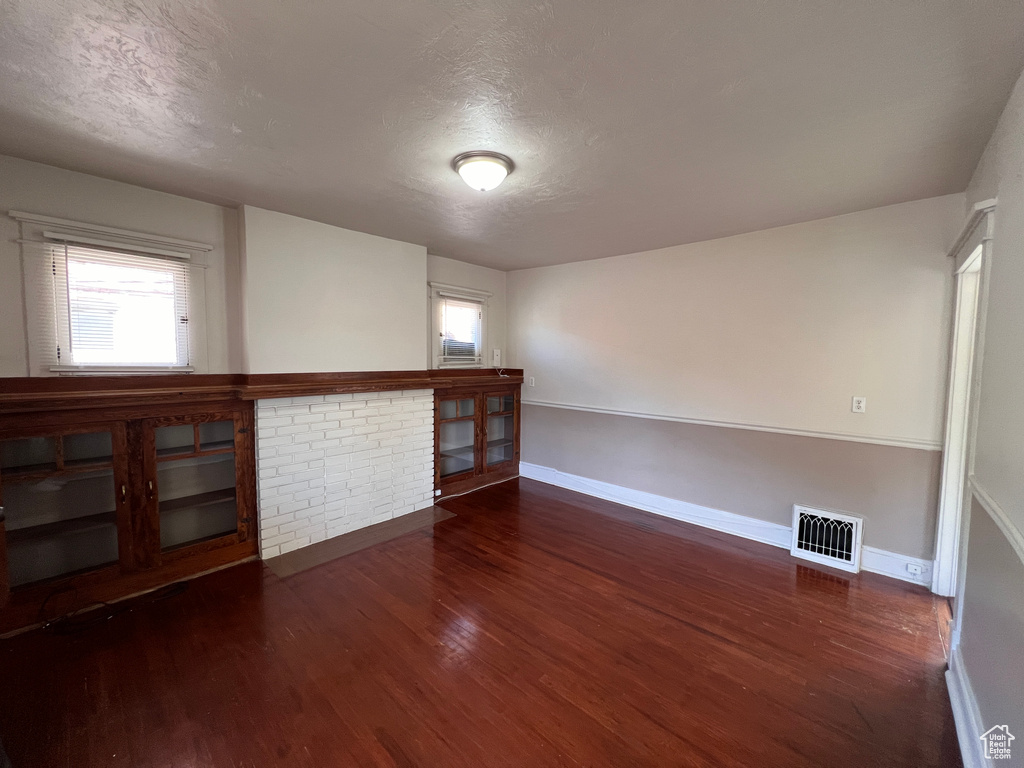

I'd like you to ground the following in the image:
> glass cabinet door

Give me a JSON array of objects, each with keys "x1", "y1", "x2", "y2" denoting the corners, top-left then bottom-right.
[
  {"x1": 149, "y1": 417, "x2": 239, "y2": 553},
  {"x1": 0, "y1": 429, "x2": 123, "y2": 588},
  {"x1": 484, "y1": 393, "x2": 516, "y2": 468},
  {"x1": 437, "y1": 397, "x2": 477, "y2": 479}
]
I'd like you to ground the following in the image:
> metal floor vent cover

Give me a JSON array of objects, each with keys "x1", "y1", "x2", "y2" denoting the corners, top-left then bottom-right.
[{"x1": 790, "y1": 505, "x2": 863, "y2": 573}]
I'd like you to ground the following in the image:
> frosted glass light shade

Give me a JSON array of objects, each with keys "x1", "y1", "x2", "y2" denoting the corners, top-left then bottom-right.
[{"x1": 453, "y1": 151, "x2": 514, "y2": 192}]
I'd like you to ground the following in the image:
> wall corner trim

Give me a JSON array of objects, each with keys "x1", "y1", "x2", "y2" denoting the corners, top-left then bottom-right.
[
  {"x1": 969, "y1": 475, "x2": 1024, "y2": 568},
  {"x1": 521, "y1": 400, "x2": 942, "y2": 451},
  {"x1": 519, "y1": 462, "x2": 934, "y2": 586},
  {"x1": 946, "y1": 647, "x2": 988, "y2": 768}
]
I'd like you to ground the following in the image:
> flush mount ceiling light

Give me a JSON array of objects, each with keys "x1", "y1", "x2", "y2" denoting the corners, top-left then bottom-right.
[{"x1": 453, "y1": 151, "x2": 514, "y2": 192}]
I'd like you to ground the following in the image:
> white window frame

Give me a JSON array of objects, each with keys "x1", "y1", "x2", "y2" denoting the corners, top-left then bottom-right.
[
  {"x1": 9, "y1": 211, "x2": 213, "y2": 375},
  {"x1": 429, "y1": 282, "x2": 491, "y2": 369}
]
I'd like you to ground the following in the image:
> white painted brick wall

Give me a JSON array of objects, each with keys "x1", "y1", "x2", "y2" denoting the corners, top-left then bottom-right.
[{"x1": 255, "y1": 389, "x2": 435, "y2": 558}]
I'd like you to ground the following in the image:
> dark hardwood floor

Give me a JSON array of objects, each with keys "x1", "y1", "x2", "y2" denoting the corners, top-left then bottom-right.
[{"x1": 0, "y1": 478, "x2": 962, "y2": 767}]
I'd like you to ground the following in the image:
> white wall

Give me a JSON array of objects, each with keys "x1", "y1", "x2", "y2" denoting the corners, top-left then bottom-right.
[
  {"x1": 508, "y1": 195, "x2": 964, "y2": 447},
  {"x1": 426, "y1": 254, "x2": 508, "y2": 366},
  {"x1": 240, "y1": 206, "x2": 427, "y2": 374},
  {"x1": 0, "y1": 154, "x2": 239, "y2": 376}
]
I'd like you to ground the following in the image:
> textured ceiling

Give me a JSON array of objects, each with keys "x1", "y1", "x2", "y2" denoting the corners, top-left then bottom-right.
[{"x1": 1, "y1": 1, "x2": 1023, "y2": 270}]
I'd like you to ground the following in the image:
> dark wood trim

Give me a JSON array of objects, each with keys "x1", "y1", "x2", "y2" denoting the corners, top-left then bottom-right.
[
  {"x1": 243, "y1": 370, "x2": 438, "y2": 400},
  {"x1": 0, "y1": 374, "x2": 244, "y2": 414},
  {"x1": 111, "y1": 422, "x2": 133, "y2": 573},
  {"x1": 437, "y1": 466, "x2": 519, "y2": 500},
  {"x1": 0, "y1": 509, "x2": 8, "y2": 609},
  {"x1": 0, "y1": 369, "x2": 524, "y2": 414},
  {"x1": 236, "y1": 407, "x2": 257, "y2": 545}
]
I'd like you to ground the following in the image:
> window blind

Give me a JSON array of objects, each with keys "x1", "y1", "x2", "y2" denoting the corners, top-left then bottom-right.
[
  {"x1": 440, "y1": 295, "x2": 482, "y2": 366},
  {"x1": 53, "y1": 243, "x2": 190, "y2": 367}
]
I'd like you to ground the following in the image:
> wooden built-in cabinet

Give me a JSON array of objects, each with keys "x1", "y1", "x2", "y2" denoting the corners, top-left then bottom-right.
[
  {"x1": 0, "y1": 368, "x2": 522, "y2": 632},
  {"x1": 435, "y1": 379, "x2": 521, "y2": 499},
  {"x1": 0, "y1": 397, "x2": 256, "y2": 633}
]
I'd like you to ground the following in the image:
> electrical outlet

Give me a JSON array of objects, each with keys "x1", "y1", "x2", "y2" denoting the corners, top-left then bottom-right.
[
  {"x1": 528, "y1": 377, "x2": 535, "y2": 387},
  {"x1": 852, "y1": 396, "x2": 866, "y2": 413},
  {"x1": 906, "y1": 563, "x2": 923, "y2": 576},
  {"x1": 492, "y1": 348, "x2": 501, "y2": 366}
]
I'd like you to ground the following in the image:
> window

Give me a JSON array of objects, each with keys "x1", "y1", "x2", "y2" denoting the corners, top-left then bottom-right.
[
  {"x1": 440, "y1": 295, "x2": 482, "y2": 364},
  {"x1": 430, "y1": 282, "x2": 491, "y2": 368},
  {"x1": 57, "y1": 245, "x2": 190, "y2": 368},
  {"x1": 11, "y1": 210, "x2": 210, "y2": 375}
]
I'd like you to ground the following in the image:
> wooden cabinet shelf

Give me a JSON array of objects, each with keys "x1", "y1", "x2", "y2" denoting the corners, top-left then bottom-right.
[
  {"x1": 7, "y1": 511, "x2": 118, "y2": 544},
  {"x1": 1, "y1": 460, "x2": 113, "y2": 484},
  {"x1": 159, "y1": 487, "x2": 237, "y2": 514}
]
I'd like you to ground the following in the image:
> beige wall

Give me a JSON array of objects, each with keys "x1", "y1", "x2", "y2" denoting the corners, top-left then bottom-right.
[
  {"x1": 965, "y1": 74, "x2": 1024, "y2": 534},
  {"x1": 957, "y1": 67, "x2": 1024, "y2": 747},
  {"x1": 509, "y1": 195, "x2": 963, "y2": 447},
  {"x1": 959, "y1": 498, "x2": 1024, "y2": 742},
  {"x1": 0, "y1": 154, "x2": 240, "y2": 376},
  {"x1": 508, "y1": 195, "x2": 965, "y2": 560},
  {"x1": 426, "y1": 254, "x2": 507, "y2": 366},
  {"x1": 240, "y1": 206, "x2": 428, "y2": 374},
  {"x1": 523, "y1": 405, "x2": 941, "y2": 559}
]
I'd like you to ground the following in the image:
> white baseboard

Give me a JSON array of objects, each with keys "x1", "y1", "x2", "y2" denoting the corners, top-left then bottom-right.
[
  {"x1": 520, "y1": 462, "x2": 934, "y2": 586},
  {"x1": 946, "y1": 647, "x2": 987, "y2": 768},
  {"x1": 521, "y1": 462, "x2": 794, "y2": 550},
  {"x1": 861, "y1": 546, "x2": 933, "y2": 587}
]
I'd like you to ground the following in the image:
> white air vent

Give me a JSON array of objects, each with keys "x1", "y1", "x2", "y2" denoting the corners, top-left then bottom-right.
[{"x1": 790, "y1": 505, "x2": 863, "y2": 573}]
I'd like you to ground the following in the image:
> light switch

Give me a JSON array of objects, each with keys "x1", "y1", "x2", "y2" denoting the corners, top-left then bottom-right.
[
  {"x1": 492, "y1": 349, "x2": 501, "y2": 366},
  {"x1": 852, "y1": 396, "x2": 866, "y2": 413},
  {"x1": 529, "y1": 377, "x2": 535, "y2": 387}
]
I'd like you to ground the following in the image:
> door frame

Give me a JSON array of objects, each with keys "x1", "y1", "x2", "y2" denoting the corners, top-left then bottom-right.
[{"x1": 932, "y1": 200, "x2": 996, "y2": 603}]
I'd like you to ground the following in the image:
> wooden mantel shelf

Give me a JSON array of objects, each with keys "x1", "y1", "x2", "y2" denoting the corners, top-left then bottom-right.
[{"x1": 0, "y1": 369, "x2": 524, "y2": 415}]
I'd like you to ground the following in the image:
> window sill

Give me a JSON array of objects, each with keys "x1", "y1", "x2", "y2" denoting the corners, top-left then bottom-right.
[{"x1": 50, "y1": 365, "x2": 195, "y2": 376}]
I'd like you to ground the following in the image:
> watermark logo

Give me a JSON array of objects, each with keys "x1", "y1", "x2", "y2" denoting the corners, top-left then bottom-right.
[{"x1": 980, "y1": 725, "x2": 1015, "y2": 760}]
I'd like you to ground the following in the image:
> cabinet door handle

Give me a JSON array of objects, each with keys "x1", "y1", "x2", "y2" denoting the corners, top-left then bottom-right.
[
  {"x1": 147, "y1": 480, "x2": 154, "y2": 499},
  {"x1": 121, "y1": 485, "x2": 126, "y2": 504}
]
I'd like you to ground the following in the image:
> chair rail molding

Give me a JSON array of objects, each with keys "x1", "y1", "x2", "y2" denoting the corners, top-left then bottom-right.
[
  {"x1": 969, "y1": 475, "x2": 1024, "y2": 568},
  {"x1": 521, "y1": 399, "x2": 942, "y2": 451}
]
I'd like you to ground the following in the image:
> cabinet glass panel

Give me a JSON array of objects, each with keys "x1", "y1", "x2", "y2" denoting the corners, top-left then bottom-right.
[
  {"x1": 439, "y1": 399, "x2": 457, "y2": 420},
  {"x1": 1, "y1": 433, "x2": 118, "y2": 588},
  {"x1": 439, "y1": 398, "x2": 475, "y2": 421},
  {"x1": 439, "y1": 420, "x2": 475, "y2": 478},
  {"x1": 486, "y1": 413, "x2": 515, "y2": 466},
  {"x1": 63, "y1": 431, "x2": 114, "y2": 469},
  {"x1": 1, "y1": 436, "x2": 58, "y2": 477},
  {"x1": 157, "y1": 450, "x2": 238, "y2": 551},
  {"x1": 486, "y1": 395, "x2": 515, "y2": 415},
  {"x1": 198, "y1": 420, "x2": 234, "y2": 452},
  {"x1": 155, "y1": 424, "x2": 196, "y2": 458}
]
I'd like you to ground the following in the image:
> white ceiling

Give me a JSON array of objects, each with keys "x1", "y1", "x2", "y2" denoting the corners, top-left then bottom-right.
[{"x1": 1, "y1": 1, "x2": 1022, "y2": 270}]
